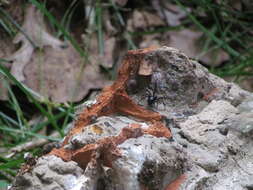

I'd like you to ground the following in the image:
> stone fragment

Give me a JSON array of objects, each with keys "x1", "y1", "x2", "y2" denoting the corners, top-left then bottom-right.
[{"x1": 11, "y1": 155, "x2": 83, "y2": 190}]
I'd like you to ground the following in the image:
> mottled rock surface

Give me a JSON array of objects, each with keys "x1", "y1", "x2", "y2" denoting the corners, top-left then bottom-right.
[
  {"x1": 10, "y1": 47, "x2": 253, "y2": 190},
  {"x1": 11, "y1": 155, "x2": 84, "y2": 190}
]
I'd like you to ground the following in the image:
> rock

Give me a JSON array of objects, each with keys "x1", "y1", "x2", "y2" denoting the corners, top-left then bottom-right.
[
  {"x1": 179, "y1": 100, "x2": 238, "y2": 145},
  {"x1": 11, "y1": 155, "x2": 84, "y2": 190},
  {"x1": 67, "y1": 116, "x2": 149, "y2": 149},
  {"x1": 10, "y1": 47, "x2": 253, "y2": 190},
  {"x1": 109, "y1": 135, "x2": 185, "y2": 190}
]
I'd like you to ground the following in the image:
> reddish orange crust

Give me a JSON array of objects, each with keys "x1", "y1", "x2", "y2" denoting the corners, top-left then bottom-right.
[
  {"x1": 165, "y1": 174, "x2": 186, "y2": 190},
  {"x1": 203, "y1": 88, "x2": 219, "y2": 101},
  {"x1": 49, "y1": 47, "x2": 184, "y2": 190}
]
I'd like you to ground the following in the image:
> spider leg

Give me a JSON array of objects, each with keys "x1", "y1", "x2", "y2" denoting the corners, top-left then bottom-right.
[{"x1": 156, "y1": 96, "x2": 167, "y2": 111}]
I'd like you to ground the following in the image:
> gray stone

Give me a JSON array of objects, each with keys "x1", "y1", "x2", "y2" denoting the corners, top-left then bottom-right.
[
  {"x1": 10, "y1": 155, "x2": 84, "y2": 190},
  {"x1": 67, "y1": 116, "x2": 149, "y2": 149},
  {"x1": 111, "y1": 135, "x2": 185, "y2": 190},
  {"x1": 10, "y1": 46, "x2": 253, "y2": 190}
]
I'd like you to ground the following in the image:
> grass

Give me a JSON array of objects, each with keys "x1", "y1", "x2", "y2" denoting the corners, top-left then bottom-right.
[
  {"x1": 173, "y1": 0, "x2": 253, "y2": 79},
  {"x1": 0, "y1": 63, "x2": 73, "y2": 185},
  {"x1": 0, "y1": 0, "x2": 253, "y2": 187},
  {"x1": 0, "y1": 0, "x2": 92, "y2": 185}
]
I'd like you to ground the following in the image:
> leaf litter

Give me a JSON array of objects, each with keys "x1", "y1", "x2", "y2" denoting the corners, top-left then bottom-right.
[{"x1": 1, "y1": 4, "x2": 110, "y2": 102}]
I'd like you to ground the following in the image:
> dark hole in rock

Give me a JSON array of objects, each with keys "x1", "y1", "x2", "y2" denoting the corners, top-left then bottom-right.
[
  {"x1": 197, "y1": 92, "x2": 204, "y2": 100},
  {"x1": 181, "y1": 79, "x2": 194, "y2": 91},
  {"x1": 171, "y1": 82, "x2": 179, "y2": 91},
  {"x1": 183, "y1": 110, "x2": 196, "y2": 117},
  {"x1": 246, "y1": 185, "x2": 253, "y2": 190},
  {"x1": 219, "y1": 126, "x2": 229, "y2": 136},
  {"x1": 97, "y1": 178, "x2": 107, "y2": 190},
  {"x1": 14, "y1": 176, "x2": 31, "y2": 187},
  {"x1": 126, "y1": 75, "x2": 151, "y2": 94},
  {"x1": 170, "y1": 64, "x2": 180, "y2": 72}
]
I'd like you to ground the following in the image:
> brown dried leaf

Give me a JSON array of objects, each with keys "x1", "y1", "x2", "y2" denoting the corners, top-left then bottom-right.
[
  {"x1": 2, "y1": 5, "x2": 110, "y2": 102},
  {"x1": 7, "y1": 5, "x2": 65, "y2": 82},
  {"x1": 237, "y1": 78, "x2": 253, "y2": 92},
  {"x1": 99, "y1": 37, "x2": 116, "y2": 68},
  {"x1": 151, "y1": 0, "x2": 188, "y2": 26},
  {"x1": 103, "y1": 9, "x2": 117, "y2": 35},
  {"x1": 139, "y1": 34, "x2": 160, "y2": 49},
  {"x1": 224, "y1": 76, "x2": 253, "y2": 92},
  {"x1": 24, "y1": 45, "x2": 109, "y2": 103},
  {"x1": 112, "y1": 0, "x2": 128, "y2": 7},
  {"x1": 127, "y1": 10, "x2": 165, "y2": 31},
  {"x1": 0, "y1": 75, "x2": 9, "y2": 100},
  {"x1": 242, "y1": 0, "x2": 253, "y2": 11},
  {"x1": 216, "y1": 0, "x2": 242, "y2": 11},
  {"x1": 82, "y1": 34, "x2": 116, "y2": 69},
  {"x1": 163, "y1": 29, "x2": 229, "y2": 66},
  {"x1": 4, "y1": 0, "x2": 24, "y2": 24},
  {"x1": 0, "y1": 34, "x2": 15, "y2": 100},
  {"x1": 0, "y1": 0, "x2": 9, "y2": 6},
  {"x1": 138, "y1": 29, "x2": 228, "y2": 66}
]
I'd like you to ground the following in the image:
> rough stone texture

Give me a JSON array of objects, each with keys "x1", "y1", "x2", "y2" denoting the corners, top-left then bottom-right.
[
  {"x1": 179, "y1": 100, "x2": 238, "y2": 145},
  {"x1": 170, "y1": 98, "x2": 253, "y2": 190},
  {"x1": 227, "y1": 95, "x2": 253, "y2": 135},
  {"x1": 66, "y1": 116, "x2": 149, "y2": 150},
  {"x1": 10, "y1": 47, "x2": 253, "y2": 190},
  {"x1": 111, "y1": 135, "x2": 185, "y2": 190},
  {"x1": 11, "y1": 155, "x2": 84, "y2": 190},
  {"x1": 127, "y1": 47, "x2": 249, "y2": 116}
]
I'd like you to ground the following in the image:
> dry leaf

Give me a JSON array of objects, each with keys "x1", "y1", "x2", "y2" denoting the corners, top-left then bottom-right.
[
  {"x1": 127, "y1": 10, "x2": 165, "y2": 31},
  {"x1": 162, "y1": 29, "x2": 229, "y2": 66},
  {"x1": 237, "y1": 77, "x2": 253, "y2": 92},
  {"x1": 224, "y1": 75, "x2": 253, "y2": 92},
  {"x1": 216, "y1": 0, "x2": 242, "y2": 11},
  {"x1": 24, "y1": 45, "x2": 109, "y2": 102},
  {"x1": 0, "y1": 75, "x2": 9, "y2": 100},
  {"x1": 112, "y1": 0, "x2": 128, "y2": 7},
  {"x1": 6, "y1": 5, "x2": 65, "y2": 82},
  {"x1": 100, "y1": 36, "x2": 116, "y2": 68},
  {"x1": 242, "y1": 0, "x2": 253, "y2": 11},
  {"x1": 103, "y1": 9, "x2": 117, "y2": 35},
  {"x1": 139, "y1": 34, "x2": 160, "y2": 49},
  {"x1": 83, "y1": 6, "x2": 117, "y2": 69},
  {"x1": 82, "y1": 33, "x2": 116, "y2": 69},
  {"x1": 137, "y1": 29, "x2": 229, "y2": 66},
  {"x1": 0, "y1": 0, "x2": 9, "y2": 6},
  {"x1": 151, "y1": 0, "x2": 188, "y2": 26},
  {"x1": 2, "y1": 5, "x2": 110, "y2": 102},
  {"x1": 0, "y1": 34, "x2": 15, "y2": 100}
]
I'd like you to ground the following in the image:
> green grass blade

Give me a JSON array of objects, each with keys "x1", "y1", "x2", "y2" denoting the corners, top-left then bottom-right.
[
  {"x1": 96, "y1": 2, "x2": 104, "y2": 55},
  {"x1": 0, "y1": 112, "x2": 19, "y2": 127},
  {"x1": 0, "y1": 180, "x2": 9, "y2": 188},
  {"x1": 110, "y1": 0, "x2": 125, "y2": 26},
  {"x1": 173, "y1": 0, "x2": 241, "y2": 58},
  {"x1": 0, "y1": 64, "x2": 64, "y2": 137},
  {"x1": 29, "y1": 0, "x2": 88, "y2": 59},
  {"x1": 0, "y1": 7, "x2": 36, "y2": 47},
  {"x1": 0, "y1": 126, "x2": 60, "y2": 141},
  {"x1": 0, "y1": 159, "x2": 24, "y2": 170}
]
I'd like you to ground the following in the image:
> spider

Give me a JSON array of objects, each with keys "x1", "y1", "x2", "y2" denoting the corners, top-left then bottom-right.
[
  {"x1": 147, "y1": 85, "x2": 158, "y2": 107},
  {"x1": 147, "y1": 92, "x2": 167, "y2": 111},
  {"x1": 138, "y1": 72, "x2": 167, "y2": 110},
  {"x1": 145, "y1": 82, "x2": 167, "y2": 110}
]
